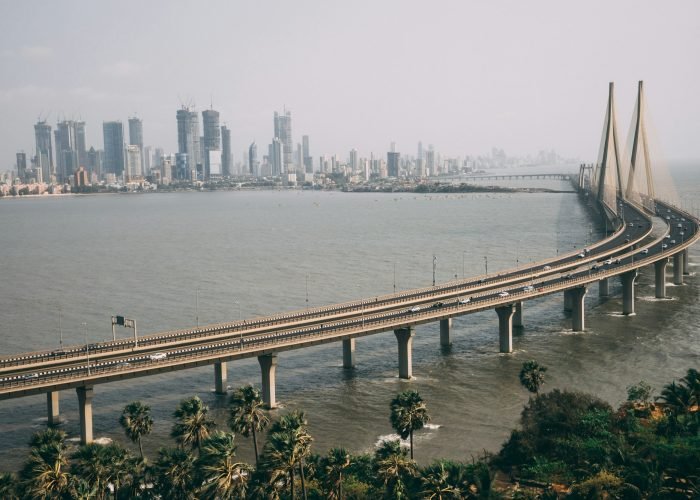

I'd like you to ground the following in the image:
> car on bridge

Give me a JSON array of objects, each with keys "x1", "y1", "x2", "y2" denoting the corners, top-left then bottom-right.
[
  {"x1": 498, "y1": 291, "x2": 510, "y2": 297},
  {"x1": 21, "y1": 373, "x2": 39, "y2": 381},
  {"x1": 409, "y1": 306, "x2": 421, "y2": 313},
  {"x1": 662, "y1": 243, "x2": 668, "y2": 249},
  {"x1": 149, "y1": 352, "x2": 167, "y2": 361},
  {"x1": 431, "y1": 302, "x2": 444, "y2": 308},
  {"x1": 604, "y1": 258, "x2": 614, "y2": 265},
  {"x1": 640, "y1": 249, "x2": 649, "y2": 254},
  {"x1": 458, "y1": 297, "x2": 471, "y2": 304}
]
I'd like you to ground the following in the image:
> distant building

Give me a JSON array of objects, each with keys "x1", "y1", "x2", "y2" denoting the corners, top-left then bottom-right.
[
  {"x1": 86, "y1": 147, "x2": 103, "y2": 179},
  {"x1": 349, "y1": 149, "x2": 359, "y2": 172},
  {"x1": 387, "y1": 151, "x2": 400, "y2": 177},
  {"x1": 176, "y1": 107, "x2": 201, "y2": 180},
  {"x1": 125, "y1": 145, "x2": 142, "y2": 180},
  {"x1": 34, "y1": 121, "x2": 54, "y2": 182},
  {"x1": 273, "y1": 109, "x2": 293, "y2": 172},
  {"x1": 221, "y1": 125, "x2": 232, "y2": 177},
  {"x1": 16, "y1": 152, "x2": 27, "y2": 181},
  {"x1": 54, "y1": 120, "x2": 85, "y2": 182},
  {"x1": 202, "y1": 109, "x2": 220, "y2": 179},
  {"x1": 425, "y1": 147, "x2": 436, "y2": 175},
  {"x1": 103, "y1": 121, "x2": 125, "y2": 178},
  {"x1": 128, "y1": 117, "x2": 144, "y2": 174},
  {"x1": 248, "y1": 142, "x2": 257, "y2": 176},
  {"x1": 74, "y1": 166, "x2": 89, "y2": 187},
  {"x1": 270, "y1": 138, "x2": 283, "y2": 177},
  {"x1": 302, "y1": 135, "x2": 312, "y2": 173}
]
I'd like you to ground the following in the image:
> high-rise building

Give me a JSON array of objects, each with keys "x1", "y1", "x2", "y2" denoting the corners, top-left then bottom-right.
[
  {"x1": 103, "y1": 121, "x2": 125, "y2": 178},
  {"x1": 34, "y1": 121, "x2": 54, "y2": 183},
  {"x1": 55, "y1": 120, "x2": 81, "y2": 181},
  {"x1": 270, "y1": 138, "x2": 283, "y2": 176},
  {"x1": 86, "y1": 147, "x2": 103, "y2": 179},
  {"x1": 273, "y1": 109, "x2": 293, "y2": 172},
  {"x1": 425, "y1": 146, "x2": 436, "y2": 175},
  {"x1": 349, "y1": 149, "x2": 359, "y2": 172},
  {"x1": 248, "y1": 142, "x2": 257, "y2": 176},
  {"x1": 302, "y1": 135, "x2": 312, "y2": 173},
  {"x1": 125, "y1": 145, "x2": 142, "y2": 180},
  {"x1": 202, "y1": 109, "x2": 220, "y2": 179},
  {"x1": 176, "y1": 107, "x2": 201, "y2": 179},
  {"x1": 387, "y1": 151, "x2": 400, "y2": 177},
  {"x1": 74, "y1": 166, "x2": 89, "y2": 187},
  {"x1": 418, "y1": 141, "x2": 424, "y2": 160},
  {"x1": 221, "y1": 125, "x2": 232, "y2": 177},
  {"x1": 128, "y1": 117, "x2": 144, "y2": 174},
  {"x1": 16, "y1": 152, "x2": 27, "y2": 180},
  {"x1": 75, "y1": 121, "x2": 86, "y2": 168}
]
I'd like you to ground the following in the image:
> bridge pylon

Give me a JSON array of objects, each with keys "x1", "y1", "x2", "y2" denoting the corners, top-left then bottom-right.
[
  {"x1": 624, "y1": 81, "x2": 655, "y2": 212},
  {"x1": 594, "y1": 82, "x2": 625, "y2": 216}
]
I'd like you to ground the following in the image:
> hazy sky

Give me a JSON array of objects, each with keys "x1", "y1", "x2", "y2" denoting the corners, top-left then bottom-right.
[{"x1": 1, "y1": 1, "x2": 699, "y2": 168}]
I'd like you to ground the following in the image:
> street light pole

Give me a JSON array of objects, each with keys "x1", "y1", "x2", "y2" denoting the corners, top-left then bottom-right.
[
  {"x1": 393, "y1": 262, "x2": 396, "y2": 293},
  {"x1": 305, "y1": 274, "x2": 309, "y2": 307},
  {"x1": 432, "y1": 254, "x2": 437, "y2": 286},
  {"x1": 196, "y1": 288, "x2": 200, "y2": 327},
  {"x1": 58, "y1": 305, "x2": 63, "y2": 351},
  {"x1": 484, "y1": 255, "x2": 488, "y2": 274},
  {"x1": 462, "y1": 251, "x2": 466, "y2": 278},
  {"x1": 83, "y1": 322, "x2": 90, "y2": 375}
]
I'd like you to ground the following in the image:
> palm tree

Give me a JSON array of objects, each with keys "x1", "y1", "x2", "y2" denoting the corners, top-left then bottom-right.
[
  {"x1": 119, "y1": 401, "x2": 153, "y2": 459},
  {"x1": 28, "y1": 428, "x2": 67, "y2": 449},
  {"x1": 323, "y1": 447, "x2": 351, "y2": 499},
  {"x1": 0, "y1": 472, "x2": 19, "y2": 500},
  {"x1": 152, "y1": 447, "x2": 198, "y2": 500},
  {"x1": 420, "y1": 461, "x2": 460, "y2": 499},
  {"x1": 389, "y1": 390, "x2": 430, "y2": 460},
  {"x1": 198, "y1": 431, "x2": 253, "y2": 499},
  {"x1": 657, "y1": 380, "x2": 692, "y2": 415},
  {"x1": 67, "y1": 477, "x2": 99, "y2": 499},
  {"x1": 373, "y1": 439, "x2": 416, "y2": 499},
  {"x1": 228, "y1": 385, "x2": 269, "y2": 466},
  {"x1": 171, "y1": 395, "x2": 216, "y2": 454},
  {"x1": 20, "y1": 441, "x2": 71, "y2": 499},
  {"x1": 519, "y1": 360, "x2": 547, "y2": 395},
  {"x1": 71, "y1": 442, "x2": 133, "y2": 500},
  {"x1": 261, "y1": 411, "x2": 313, "y2": 500}
]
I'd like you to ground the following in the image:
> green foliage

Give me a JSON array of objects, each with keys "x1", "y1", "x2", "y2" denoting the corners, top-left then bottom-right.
[
  {"x1": 119, "y1": 401, "x2": 153, "y2": 459},
  {"x1": 228, "y1": 385, "x2": 269, "y2": 466},
  {"x1": 519, "y1": 360, "x2": 547, "y2": 395},
  {"x1": 390, "y1": 390, "x2": 430, "y2": 460},
  {"x1": 626, "y1": 380, "x2": 653, "y2": 404},
  {"x1": 171, "y1": 395, "x2": 216, "y2": 453}
]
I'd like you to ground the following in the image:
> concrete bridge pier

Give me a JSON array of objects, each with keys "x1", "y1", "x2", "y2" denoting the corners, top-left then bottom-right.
[
  {"x1": 439, "y1": 319, "x2": 452, "y2": 346},
  {"x1": 495, "y1": 305, "x2": 514, "y2": 353},
  {"x1": 683, "y1": 249, "x2": 690, "y2": 276},
  {"x1": 513, "y1": 302, "x2": 523, "y2": 330},
  {"x1": 76, "y1": 386, "x2": 94, "y2": 444},
  {"x1": 673, "y1": 252, "x2": 684, "y2": 285},
  {"x1": 563, "y1": 290, "x2": 573, "y2": 312},
  {"x1": 599, "y1": 278, "x2": 610, "y2": 297},
  {"x1": 342, "y1": 338, "x2": 356, "y2": 368},
  {"x1": 621, "y1": 270, "x2": 638, "y2": 315},
  {"x1": 655, "y1": 258, "x2": 668, "y2": 298},
  {"x1": 570, "y1": 286, "x2": 588, "y2": 331},
  {"x1": 47, "y1": 391, "x2": 60, "y2": 425},
  {"x1": 214, "y1": 362, "x2": 227, "y2": 395},
  {"x1": 394, "y1": 327, "x2": 415, "y2": 379},
  {"x1": 258, "y1": 354, "x2": 278, "y2": 409}
]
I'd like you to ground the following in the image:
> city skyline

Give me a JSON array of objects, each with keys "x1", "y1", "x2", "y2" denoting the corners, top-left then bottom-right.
[{"x1": 1, "y1": 1, "x2": 699, "y2": 170}]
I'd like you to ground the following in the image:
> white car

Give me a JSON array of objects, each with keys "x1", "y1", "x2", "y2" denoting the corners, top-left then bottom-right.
[
  {"x1": 665, "y1": 235, "x2": 671, "y2": 239},
  {"x1": 543, "y1": 265, "x2": 552, "y2": 271},
  {"x1": 640, "y1": 249, "x2": 649, "y2": 254},
  {"x1": 662, "y1": 244, "x2": 668, "y2": 249},
  {"x1": 409, "y1": 306, "x2": 421, "y2": 313},
  {"x1": 149, "y1": 352, "x2": 167, "y2": 361},
  {"x1": 577, "y1": 253, "x2": 585, "y2": 258},
  {"x1": 458, "y1": 297, "x2": 471, "y2": 304},
  {"x1": 498, "y1": 291, "x2": 510, "y2": 297},
  {"x1": 604, "y1": 258, "x2": 614, "y2": 265},
  {"x1": 523, "y1": 285, "x2": 534, "y2": 292}
]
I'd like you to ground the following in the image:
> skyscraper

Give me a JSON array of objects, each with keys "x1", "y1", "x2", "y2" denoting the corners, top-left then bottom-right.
[
  {"x1": 16, "y1": 152, "x2": 27, "y2": 181},
  {"x1": 387, "y1": 151, "x2": 400, "y2": 177},
  {"x1": 248, "y1": 142, "x2": 257, "y2": 176},
  {"x1": 128, "y1": 117, "x2": 144, "y2": 175},
  {"x1": 270, "y1": 138, "x2": 283, "y2": 176},
  {"x1": 86, "y1": 147, "x2": 102, "y2": 179},
  {"x1": 221, "y1": 125, "x2": 232, "y2": 177},
  {"x1": 55, "y1": 120, "x2": 81, "y2": 181},
  {"x1": 273, "y1": 109, "x2": 293, "y2": 172},
  {"x1": 302, "y1": 135, "x2": 312, "y2": 173},
  {"x1": 103, "y1": 121, "x2": 125, "y2": 178},
  {"x1": 202, "y1": 109, "x2": 221, "y2": 180},
  {"x1": 34, "y1": 121, "x2": 53, "y2": 182},
  {"x1": 349, "y1": 149, "x2": 359, "y2": 172},
  {"x1": 125, "y1": 145, "x2": 142, "y2": 180},
  {"x1": 176, "y1": 106, "x2": 201, "y2": 180}
]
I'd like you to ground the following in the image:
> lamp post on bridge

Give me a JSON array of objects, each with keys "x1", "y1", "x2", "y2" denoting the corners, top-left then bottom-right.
[
  {"x1": 305, "y1": 274, "x2": 309, "y2": 307},
  {"x1": 58, "y1": 304, "x2": 63, "y2": 351},
  {"x1": 432, "y1": 254, "x2": 437, "y2": 286},
  {"x1": 196, "y1": 288, "x2": 200, "y2": 328},
  {"x1": 462, "y1": 251, "x2": 466, "y2": 278},
  {"x1": 484, "y1": 255, "x2": 488, "y2": 274},
  {"x1": 83, "y1": 322, "x2": 90, "y2": 376}
]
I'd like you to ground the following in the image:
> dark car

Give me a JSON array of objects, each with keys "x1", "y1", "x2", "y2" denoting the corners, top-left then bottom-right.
[{"x1": 432, "y1": 302, "x2": 444, "y2": 308}]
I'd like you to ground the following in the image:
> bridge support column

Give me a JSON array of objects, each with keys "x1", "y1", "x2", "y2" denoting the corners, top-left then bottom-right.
[
  {"x1": 599, "y1": 278, "x2": 609, "y2": 297},
  {"x1": 621, "y1": 270, "x2": 638, "y2": 316},
  {"x1": 655, "y1": 258, "x2": 668, "y2": 298},
  {"x1": 495, "y1": 305, "x2": 514, "y2": 353},
  {"x1": 513, "y1": 302, "x2": 523, "y2": 330},
  {"x1": 342, "y1": 338, "x2": 356, "y2": 369},
  {"x1": 683, "y1": 249, "x2": 690, "y2": 275},
  {"x1": 564, "y1": 290, "x2": 573, "y2": 312},
  {"x1": 570, "y1": 286, "x2": 588, "y2": 331},
  {"x1": 76, "y1": 386, "x2": 94, "y2": 445},
  {"x1": 214, "y1": 362, "x2": 227, "y2": 395},
  {"x1": 394, "y1": 327, "x2": 414, "y2": 379},
  {"x1": 439, "y1": 319, "x2": 452, "y2": 346},
  {"x1": 673, "y1": 253, "x2": 684, "y2": 285},
  {"x1": 258, "y1": 354, "x2": 278, "y2": 409},
  {"x1": 47, "y1": 391, "x2": 60, "y2": 426}
]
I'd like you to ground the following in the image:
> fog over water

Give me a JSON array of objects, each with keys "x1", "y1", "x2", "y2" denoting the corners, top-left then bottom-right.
[{"x1": 0, "y1": 165, "x2": 698, "y2": 469}]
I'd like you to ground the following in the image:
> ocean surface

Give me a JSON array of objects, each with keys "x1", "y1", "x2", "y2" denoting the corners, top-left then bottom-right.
[{"x1": 0, "y1": 163, "x2": 698, "y2": 470}]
